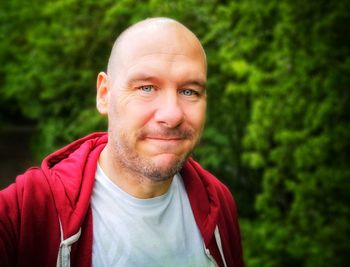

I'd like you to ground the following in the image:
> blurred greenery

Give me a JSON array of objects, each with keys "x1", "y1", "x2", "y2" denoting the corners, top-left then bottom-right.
[{"x1": 1, "y1": 0, "x2": 349, "y2": 266}]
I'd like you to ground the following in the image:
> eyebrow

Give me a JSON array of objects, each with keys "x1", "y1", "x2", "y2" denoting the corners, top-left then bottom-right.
[
  {"x1": 127, "y1": 74, "x2": 159, "y2": 86},
  {"x1": 127, "y1": 74, "x2": 206, "y2": 90},
  {"x1": 180, "y1": 80, "x2": 207, "y2": 90}
]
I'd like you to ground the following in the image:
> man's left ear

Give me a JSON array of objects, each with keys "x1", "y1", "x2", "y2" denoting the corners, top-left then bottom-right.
[{"x1": 96, "y1": 72, "x2": 109, "y2": 115}]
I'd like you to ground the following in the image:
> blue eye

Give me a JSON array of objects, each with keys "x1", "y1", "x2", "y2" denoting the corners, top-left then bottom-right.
[
  {"x1": 140, "y1": 85, "x2": 154, "y2": 92},
  {"x1": 181, "y1": 89, "x2": 197, "y2": 96}
]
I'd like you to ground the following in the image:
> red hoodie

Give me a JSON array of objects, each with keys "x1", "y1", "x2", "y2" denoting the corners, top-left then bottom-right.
[{"x1": 0, "y1": 132, "x2": 243, "y2": 267}]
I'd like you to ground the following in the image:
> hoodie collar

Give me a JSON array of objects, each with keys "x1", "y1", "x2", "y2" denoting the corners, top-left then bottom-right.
[
  {"x1": 42, "y1": 132, "x2": 107, "y2": 239},
  {"x1": 181, "y1": 158, "x2": 220, "y2": 246}
]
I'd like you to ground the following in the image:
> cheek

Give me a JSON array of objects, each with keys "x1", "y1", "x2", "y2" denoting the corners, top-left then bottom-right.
[
  {"x1": 110, "y1": 99, "x2": 155, "y2": 132},
  {"x1": 185, "y1": 103, "x2": 206, "y2": 129}
]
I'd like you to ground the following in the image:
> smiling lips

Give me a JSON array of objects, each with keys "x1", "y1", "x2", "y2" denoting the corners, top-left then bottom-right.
[
  {"x1": 138, "y1": 127, "x2": 194, "y2": 141},
  {"x1": 143, "y1": 136, "x2": 188, "y2": 149},
  {"x1": 146, "y1": 136, "x2": 184, "y2": 141},
  {"x1": 144, "y1": 136, "x2": 185, "y2": 146}
]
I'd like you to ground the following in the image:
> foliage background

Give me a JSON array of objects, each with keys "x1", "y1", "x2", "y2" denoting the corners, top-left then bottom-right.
[{"x1": 1, "y1": 0, "x2": 349, "y2": 266}]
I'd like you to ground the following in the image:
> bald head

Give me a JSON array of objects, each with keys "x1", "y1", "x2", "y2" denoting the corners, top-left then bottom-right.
[{"x1": 106, "y1": 17, "x2": 207, "y2": 85}]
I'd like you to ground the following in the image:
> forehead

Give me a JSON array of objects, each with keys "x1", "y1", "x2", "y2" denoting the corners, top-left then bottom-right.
[
  {"x1": 110, "y1": 22, "x2": 207, "y2": 82},
  {"x1": 125, "y1": 53, "x2": 207, "y2": 87}
]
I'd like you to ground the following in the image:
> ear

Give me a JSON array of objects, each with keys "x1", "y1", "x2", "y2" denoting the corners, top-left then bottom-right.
[{"x1": 96, "y1": 72, "x2": 109, "y2": 115}]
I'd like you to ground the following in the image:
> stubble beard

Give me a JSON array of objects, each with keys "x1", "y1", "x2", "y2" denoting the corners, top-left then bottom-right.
[{"x1": 110, "y1": 127, "x2": 200, "y2": 182}]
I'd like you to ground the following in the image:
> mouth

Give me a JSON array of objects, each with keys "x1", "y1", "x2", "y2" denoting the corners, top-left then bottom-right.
[
  {"x1": 145, "y1": 136, "x2": 185, "y2": 143},
  {"x1": 146, "y1": 136, "x2": 183, "y2": 140},
  {"x1": 139, "y1": 128, "x2": 194, "y2": 141},
  {"x1": 143, "y1": 134, "x2": 190, "y2": 149}
]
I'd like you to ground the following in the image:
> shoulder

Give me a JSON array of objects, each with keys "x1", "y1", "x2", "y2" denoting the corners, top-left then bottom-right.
[
  {"x1": 0, "y1": 167, "x2": 61, "y2": 267},
  {"x1": 1, "y1": 166, "x2": 53, "y2": 211}
]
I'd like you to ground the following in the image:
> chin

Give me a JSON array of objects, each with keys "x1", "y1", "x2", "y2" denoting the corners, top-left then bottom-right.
[
  {"x1": 149, "y1": 153, "x2": 188, "y2": 179},
  {"x1": 154, "y1": 152, "x2": 184, "y2": 164}
]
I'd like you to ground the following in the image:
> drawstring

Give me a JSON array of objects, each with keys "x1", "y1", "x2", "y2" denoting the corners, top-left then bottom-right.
[
  {"x1": 214, "y1": 226, "x2": 228, "y2": 267},
  {"x1": 56, "y1": 218, "x2": 82, "y2": 267},
  {"x1": 55, "y1": 219, "x2": 225, "y2": 267}
]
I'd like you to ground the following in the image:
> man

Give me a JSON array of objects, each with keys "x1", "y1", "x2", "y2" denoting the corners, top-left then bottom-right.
[{"x1": 0, "y1": 17, "x2": 243, "y2": 267}]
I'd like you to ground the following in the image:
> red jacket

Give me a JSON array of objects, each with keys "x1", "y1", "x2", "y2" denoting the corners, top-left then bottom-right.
[{"x1": 0, "y1": 132, "x2": 243, "y2": 267}]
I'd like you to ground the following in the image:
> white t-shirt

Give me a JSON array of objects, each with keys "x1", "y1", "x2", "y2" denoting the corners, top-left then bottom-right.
[{"x1": 91, "y1": 164, "x2": 215, "y2": 267}]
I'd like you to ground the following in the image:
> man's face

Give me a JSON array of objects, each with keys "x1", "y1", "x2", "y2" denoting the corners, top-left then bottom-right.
[{"x1": 98, "y1": 25, "x2": 207, "y2": 181}]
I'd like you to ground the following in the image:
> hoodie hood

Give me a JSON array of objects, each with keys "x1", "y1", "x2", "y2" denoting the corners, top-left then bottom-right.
[{"x1": 41, "y1": 132, "x2": 106, "y2": 239}]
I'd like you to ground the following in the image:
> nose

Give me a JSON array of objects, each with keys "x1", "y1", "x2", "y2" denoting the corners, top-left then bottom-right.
[{"x1": 154, "y1": 91, "x2": 185, "y2": 128}]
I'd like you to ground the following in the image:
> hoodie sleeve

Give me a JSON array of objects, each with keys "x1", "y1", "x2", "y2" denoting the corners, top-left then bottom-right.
[
  {"x1": 0, "y1": 168, "x2": 61, "y2": 267},
  {"x1": 0, "y1": 179, "x2": 22, "y2": 266}
]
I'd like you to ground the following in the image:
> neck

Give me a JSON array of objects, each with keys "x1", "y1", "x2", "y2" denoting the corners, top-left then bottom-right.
[{"x1": 98, "y1": 146, "x2": 173, "y2": 199}]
